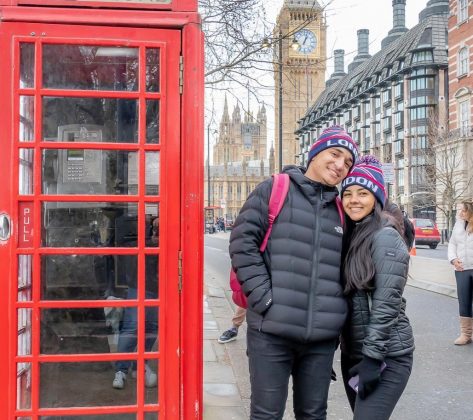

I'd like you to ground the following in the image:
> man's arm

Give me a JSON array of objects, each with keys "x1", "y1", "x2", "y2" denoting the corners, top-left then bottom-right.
[{"x1": 229, "y1": 179, "x2": 273, "y2": 314}]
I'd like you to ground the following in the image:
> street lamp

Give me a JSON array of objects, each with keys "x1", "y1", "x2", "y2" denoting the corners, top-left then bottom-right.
[{"x1": 206, "y1": 124, "x2": 217, "y2": 207}]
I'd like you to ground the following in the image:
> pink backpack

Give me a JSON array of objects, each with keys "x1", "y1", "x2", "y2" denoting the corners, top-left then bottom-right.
[{"x1": 230, "y1": 173, "x2": 345, "y2": 308}]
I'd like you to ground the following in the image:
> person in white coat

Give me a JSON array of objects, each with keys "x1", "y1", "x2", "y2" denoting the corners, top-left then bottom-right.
[{"x1": 448, "y1": 198, "x2": 473, "y2": 345}]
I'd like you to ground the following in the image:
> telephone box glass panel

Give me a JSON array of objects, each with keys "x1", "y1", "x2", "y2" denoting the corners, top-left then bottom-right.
[
  {"x1": 17, "y1": 363, "x2": 32, "y2": 410},
  {"x1": 20, "y1": 43, "x2": 35, "y2": 89},
  {"x1": 41, "y1": 202, "x2": 139, "y2": 247},
  {"x1": 43, "y1": 45, "x2": 139, "y2": 91},
  {"x1": 19, "y1": 96, "x2": 34, "y2": 142},
  {"x1": 41, "y1": 149, "x2": 139, "y2": 195},
  {"x1": 146, "y1": 48, "x2": 160, "y2": 92},
  {"x1": 146, "y1": 100, "x2": 160, "y2": 144},
  {"x1": 39, "y1": 361, "x2": 137, "y2": 407},
  {"x1": 42, "y1": 97, "x2": 138, "y2": 143}
]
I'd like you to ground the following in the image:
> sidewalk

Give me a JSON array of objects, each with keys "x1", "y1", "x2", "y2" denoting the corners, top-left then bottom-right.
[{"x1": 202, "y1": 234, "x2": 457, "y2": 419}]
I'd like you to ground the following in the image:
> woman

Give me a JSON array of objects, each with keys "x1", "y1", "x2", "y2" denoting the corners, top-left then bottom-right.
[
  {"x1": 339, "y1": 155, "x2": 414, "y2": 420},
  {"x1": 448, "y1": 198, "x2": 473, "y2": 345}
]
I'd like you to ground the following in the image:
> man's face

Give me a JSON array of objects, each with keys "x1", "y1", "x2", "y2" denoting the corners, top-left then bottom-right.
[{"x1": 305, "y1": 147, "x2": 353, "y2": 186}]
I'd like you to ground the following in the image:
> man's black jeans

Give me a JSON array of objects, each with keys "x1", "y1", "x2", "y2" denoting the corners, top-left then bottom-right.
[{"x1": 246, "y1": 327, "x2": 337, "y2": 420}]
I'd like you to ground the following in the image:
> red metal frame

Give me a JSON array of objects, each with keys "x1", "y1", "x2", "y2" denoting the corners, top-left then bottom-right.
[
  {"x1": 181, "y1": 21, "x2": 204, "y2": 420},
  {"x1": 0, "y1": 12, "x2": 204, "y2": 417},
  {"x1": 0, "y1": 0, "x2": 197, "y2": 12}
]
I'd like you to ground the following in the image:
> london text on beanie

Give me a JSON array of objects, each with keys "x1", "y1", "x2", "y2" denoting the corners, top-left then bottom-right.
[
  {"x1": 341, "y1": 155, "x2": 386, "y2": 208},
  {"x1": 307, "y1": 125, "x2": 359, "y2": 168}
]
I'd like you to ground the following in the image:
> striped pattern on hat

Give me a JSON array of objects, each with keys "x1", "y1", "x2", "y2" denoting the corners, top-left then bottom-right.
[
  {"x1": 307, "y1": 125, "x2": 359, "y2": 168},
  {"x1": 341, "y1": 155, "x2": 386, "y2": 208}
]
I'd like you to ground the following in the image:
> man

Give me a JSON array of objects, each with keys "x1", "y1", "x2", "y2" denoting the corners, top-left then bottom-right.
[{"x1": 229, "y1": 126, "x2": 359, "y2": 419}]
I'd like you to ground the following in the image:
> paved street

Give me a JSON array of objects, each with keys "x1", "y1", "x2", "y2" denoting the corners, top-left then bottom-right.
[{"x1": 203, "y1": 232, "x2": 473, "y2": 420}]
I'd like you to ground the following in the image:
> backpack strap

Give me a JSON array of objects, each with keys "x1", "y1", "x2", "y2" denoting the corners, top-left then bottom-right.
[
  {"x1": 335, "y1": 196, "x2": 345, "y2": 227},
  {"x1": 259, "y1": 173, "x2": 290, "y2": 252}
]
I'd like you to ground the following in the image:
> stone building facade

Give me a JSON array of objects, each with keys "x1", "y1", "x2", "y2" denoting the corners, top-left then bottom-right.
[
  {"x1": 444, "y1": 0, "x2": 473, "y2": 226},
  {"x1": 296, "y1": 0, "x2": 450, "y2": 221},
  {"x1": 205, "y1": 98, "x2": 274, "y2": 223}
]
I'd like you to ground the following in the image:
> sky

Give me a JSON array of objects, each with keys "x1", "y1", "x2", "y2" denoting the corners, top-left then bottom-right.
[{"x1": 206, "y1": 0, "x2": 428, "y2": 161}]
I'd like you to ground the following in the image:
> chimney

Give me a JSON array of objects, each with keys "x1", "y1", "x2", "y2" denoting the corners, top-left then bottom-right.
[
  {"x1": 334, "y1": 49, "x2": 345, "y2": 74},
  {"x1": 348, "y1": 30, "x2": 371, "y2": 73},
  {"x1": 357, "y1": 29, "x2": 369, "y2": 57},
  {"x1": 393, "y1": 0, "x2": 406, "y2": 29},
  {"x1": 418, "y1": 0, "x2": 449, "y2": 21},
  {"x1": 326, "y1": 49, "x2": 346, "y2": 88},
  {"x1": 381, "y1": 0, "x2": 408, "y2": 49}
]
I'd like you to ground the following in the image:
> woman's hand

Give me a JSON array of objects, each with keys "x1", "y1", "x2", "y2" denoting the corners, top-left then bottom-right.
[
  {"x1": 453, "y1": 258, "x2": 464, "y2": 271},
  {"x1": 349, "y1": 356, "x2": 384, "y2": 399}
]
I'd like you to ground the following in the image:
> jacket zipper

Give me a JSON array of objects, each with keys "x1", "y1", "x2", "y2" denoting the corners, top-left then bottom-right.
[{"x1": 306, "y1": 189, "x2": 323, "y2": 340}]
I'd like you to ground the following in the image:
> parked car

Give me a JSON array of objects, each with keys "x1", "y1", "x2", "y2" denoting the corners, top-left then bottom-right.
[{"x1": 411, "y1": 218, "x2": 441, "y2": 249}]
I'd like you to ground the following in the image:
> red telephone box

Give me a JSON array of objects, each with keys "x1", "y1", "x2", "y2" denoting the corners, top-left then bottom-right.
[{"x1": 0, "y1": 1, "x2": 204, "y2": 418}]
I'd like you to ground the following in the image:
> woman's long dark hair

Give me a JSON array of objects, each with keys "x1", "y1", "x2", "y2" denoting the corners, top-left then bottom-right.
[{"x1": 342, "y1": 199, "x2": 405, "y2": 294}]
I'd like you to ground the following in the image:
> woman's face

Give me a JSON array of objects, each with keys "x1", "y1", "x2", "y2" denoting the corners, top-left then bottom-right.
[
  {"x1": 342, "y1": 185, "x2": 376, "y2": 221},
  {"x1": 460, "y1": 204, "x2": 472, "y2": 221}
]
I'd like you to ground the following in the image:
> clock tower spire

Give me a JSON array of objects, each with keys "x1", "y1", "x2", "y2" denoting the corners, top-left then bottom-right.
[{"x1": 275, "y1": 0, "x2": 326, "y2": 168}]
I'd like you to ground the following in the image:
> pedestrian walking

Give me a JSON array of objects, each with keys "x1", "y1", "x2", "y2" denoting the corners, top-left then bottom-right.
[
  {"x1": 229, "y1": 125, "x2": 359, "y2": 420},
  {"x1": 448, "y1": 198, "x2": 473, "y2": 345},
  {"x1": 339, "y1": 155, "x2": 414, "y2": 420}
]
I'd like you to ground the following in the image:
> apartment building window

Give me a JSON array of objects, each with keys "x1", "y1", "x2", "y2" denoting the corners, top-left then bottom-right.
[
  {"x1": 458, "y1": 0, "x2": 468, "y2": 23},
  {"x1": 344, "y1": 109, "x2": 352, "y2": 122},
  {"x1": 353, "y1": 105, "x2": 360, "y2": 120},
  {"x1": 411, "y1": 135, "x2": 428, "y2": 150},
  {"x1": 364, "y1": 102, "x2": 371, "y2": 126},
  {"x1": 412, "y1": 50, "x2": 433, "y2": 63},
  {"x1": 382, "y1": 89, "x2": 391, "y2": 104},
  {"x1": 352, "y1": 129, "x2": 360, "y2": 144},
  {"x1": 459, "y1": 100, "x2": 470, "y2": 136},
  {"x1": 374, "y1": 97, "x2": 381, "y2": 114},
  {"x1": 410, "y1": 107, "x2": 428, "y2": 121},
  {"x1": 458, "y1": 47, "x2": 469, "y2": 76},
  {"x1": 410, "y1": 76, "x2": 435, "y2": 91},
  {"x1": 394, "y1": 138, "x2": 403, "y2": 154},
  {"x1": 397, "y1": 159, "x2": 405, "y2": 190},
  {"x1": 393, "y1": 82, "x2": 403, "y2": 99},
  {"x1": 394, "y1": 110, "x2": 403, "y2": 127},
  {"x1": 383, "y1": 116, "x2": 392, "y2": 133},
  {"x1": 375, "y1": 123, "x2": 381, "y2": 146}
]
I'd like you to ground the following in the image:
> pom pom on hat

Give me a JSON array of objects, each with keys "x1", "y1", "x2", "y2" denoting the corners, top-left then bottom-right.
[
  {"x1": 307, "y1": 125, "x2": 359, "y2": 168},
  {"x1": 341, "y1": 155, "x2": 386, "y2": 208}
]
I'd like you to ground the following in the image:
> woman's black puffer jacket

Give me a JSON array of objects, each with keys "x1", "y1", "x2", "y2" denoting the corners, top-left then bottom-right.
[{"x1": 341, "y1": 226, "x2": 415, "y2": 361}]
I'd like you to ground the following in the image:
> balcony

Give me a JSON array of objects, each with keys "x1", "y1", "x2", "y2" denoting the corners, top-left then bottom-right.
[{"x1": 449, "y1": 125, "x2": 473, "y2": 138}]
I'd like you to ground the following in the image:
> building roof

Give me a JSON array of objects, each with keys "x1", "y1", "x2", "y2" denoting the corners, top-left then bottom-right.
[
  {"x1": 297, "y1": 13, "x2": 448, "y2": 133},
  {"x1": 284, "y1": 0, "x2": 322, "y2": 9}
]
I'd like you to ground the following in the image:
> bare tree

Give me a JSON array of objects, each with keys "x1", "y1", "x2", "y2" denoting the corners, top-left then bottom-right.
[
  {"x1": 419, "y1": 114, "x2": 473, "y2": 233},
  {"x1": 200, "y1": 0, "x2": 328, "y2": 94}
]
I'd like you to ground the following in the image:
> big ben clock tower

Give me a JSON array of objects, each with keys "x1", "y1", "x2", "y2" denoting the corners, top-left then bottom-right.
[{"x1": 274, "y1": 0, "x2": 326, "y2": 168}]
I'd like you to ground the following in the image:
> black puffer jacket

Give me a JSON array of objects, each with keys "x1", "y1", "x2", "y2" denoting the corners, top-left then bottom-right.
[
  {"x1": 341, "y1": 225, "x2": 415, "y2": 361},
  {"x1": 229, "y1": 166, "x2": 347, "y2": 343}
]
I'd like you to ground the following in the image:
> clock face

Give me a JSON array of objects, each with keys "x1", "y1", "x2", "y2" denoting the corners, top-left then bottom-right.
[{"x1": 294, "y1": 29, "x2": 317, "y2": 54}]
